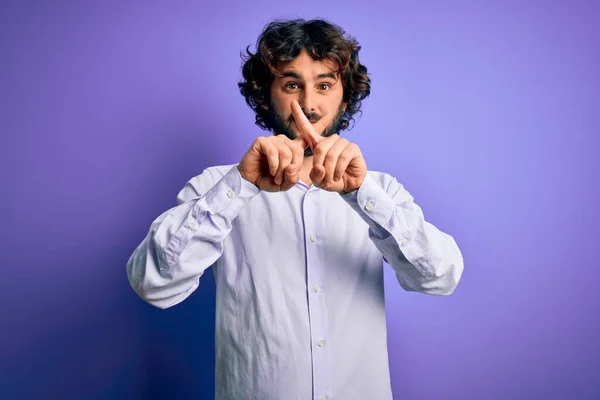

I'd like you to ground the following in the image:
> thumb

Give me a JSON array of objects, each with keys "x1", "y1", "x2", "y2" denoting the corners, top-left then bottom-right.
[{"x1": 285, "y1": 163, "x2": 299, "y2": 176}]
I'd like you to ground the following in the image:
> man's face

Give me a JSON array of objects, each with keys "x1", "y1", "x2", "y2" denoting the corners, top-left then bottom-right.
[{"x1": 266, "y1": 50, "x2": 347, "y2": 155}]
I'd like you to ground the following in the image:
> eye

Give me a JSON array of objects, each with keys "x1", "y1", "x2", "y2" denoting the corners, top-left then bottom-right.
[
  {"x1": 285, "y1": 82, "x2": 300, "y2": 90},
  {"x1": 318, "y1": 83, "x2": 331, "y2": 91}
]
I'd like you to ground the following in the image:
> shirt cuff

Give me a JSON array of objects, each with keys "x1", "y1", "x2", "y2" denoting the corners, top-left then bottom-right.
[
  {"x1": 204, "y1": 165, "x2": 261, "y2": 220},
  {"x1": 340, "y1": 173, "x2": 396, "y2": 236}
]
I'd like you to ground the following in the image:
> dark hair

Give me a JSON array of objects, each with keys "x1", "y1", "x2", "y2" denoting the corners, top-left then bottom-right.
[{"x1": 238, "y1": 18, "x2": 371, "y2": 131}]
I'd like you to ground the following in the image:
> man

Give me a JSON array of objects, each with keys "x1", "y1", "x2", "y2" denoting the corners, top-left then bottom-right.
[{"x1": 127, "y1": 18, "x2": 464, "y2": 400}]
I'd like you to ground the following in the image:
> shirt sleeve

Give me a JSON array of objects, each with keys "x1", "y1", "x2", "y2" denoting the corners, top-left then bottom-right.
[
  {"x1": 340, "y1": 173, "x2": 464, "y2": 295},
  {"x1": 126, "y1": 165, "x2": 260, "y2": 309}
]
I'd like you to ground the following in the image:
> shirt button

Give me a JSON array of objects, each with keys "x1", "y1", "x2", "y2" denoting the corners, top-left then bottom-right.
[
  {"x1": 320, "y1": 396, "x2": 327, "y2": 400},
  {"x1": 227, "y1": 189, "x2": 235, "y2": 198},
  {"x1": 318, "y1": 339, "x2": 325, "y2": 347},
  {"x1": 401, "y1": 239, "x2": 408, "y2": 246},
  {"x1": 187, "y1": 220, "x2": 197, "y2": 229},
  {"x1": 310, "y1": 235, "x2": 316, "y2": 242},
  {"x1": 314, "y1": 285, "x2": 321, "y2": 293},
  {"x1": 365, "y1": 200, "x2": 374, "y2": 211}
]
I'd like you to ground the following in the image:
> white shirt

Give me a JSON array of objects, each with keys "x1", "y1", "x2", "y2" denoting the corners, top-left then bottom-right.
[{"x1": 126, "y1": 164, "x2": 464, "y2": 400}]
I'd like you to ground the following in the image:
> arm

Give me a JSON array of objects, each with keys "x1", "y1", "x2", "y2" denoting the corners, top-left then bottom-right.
[
  {"x1": 126, "y1": 166, "x2": 260, "y2": 309},
  {"x1": 341, "y1": 173, "x2": 464, "y2": 295}
]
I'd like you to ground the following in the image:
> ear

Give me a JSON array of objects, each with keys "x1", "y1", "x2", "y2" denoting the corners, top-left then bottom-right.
[
  {"x1": 342, "y1": 102, "x2": 348, "y2": 112},
  {"x1": 261, "y1": 103, "x2": 269, "y2": 110}
]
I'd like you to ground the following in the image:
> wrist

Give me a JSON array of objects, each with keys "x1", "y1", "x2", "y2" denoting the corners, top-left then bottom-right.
[
  {"x1": 236, "y1": 165, "x2": 258, "y2": 188},
  {"x1": 341, "y1": 175, "x2": 366, "y2": 194}
]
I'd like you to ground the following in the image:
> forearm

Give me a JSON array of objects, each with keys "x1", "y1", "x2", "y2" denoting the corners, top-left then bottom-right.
[
  {"x1": 341, "y1": 173, "x2": 464, "y2": 295},
  {"x1": 126, "y1": 166, "x2": 260, "y2": 308}
]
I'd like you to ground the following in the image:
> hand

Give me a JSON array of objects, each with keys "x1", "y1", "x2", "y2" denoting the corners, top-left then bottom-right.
[
  {"x1": 237, "y1": 134, "x2": 306, "y2": 192},
  {"x1": 292, "y1": 100, "x2": 367, "y2": 193}
]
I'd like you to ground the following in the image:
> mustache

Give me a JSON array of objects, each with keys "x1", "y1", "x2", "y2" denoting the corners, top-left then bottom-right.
[{"x1": 287, "y1": 111, "x2": 321, "y2": 124}]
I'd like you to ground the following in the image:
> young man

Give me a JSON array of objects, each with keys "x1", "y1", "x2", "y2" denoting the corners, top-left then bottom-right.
[{"x1": 127, "y1": 18, "x2": 464, "y2": 400}]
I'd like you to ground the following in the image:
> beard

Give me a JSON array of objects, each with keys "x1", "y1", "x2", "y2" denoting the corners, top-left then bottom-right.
[{"x1": 266, "y1": 100, "x2": 345, "y2": 157}]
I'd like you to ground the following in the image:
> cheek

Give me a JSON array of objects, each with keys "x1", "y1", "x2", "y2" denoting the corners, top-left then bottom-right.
[
  {"x1": 270, "y1": 90, "x2": 292, "y2": 109},
  {"x1": 327, "y1": 98, "x2": 343, "y2": 115},
  {"x1": 271, "y1": 86, "x2": 292, "y2": 100}
]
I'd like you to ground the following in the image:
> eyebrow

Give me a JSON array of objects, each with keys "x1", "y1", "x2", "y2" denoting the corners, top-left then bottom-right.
[{"x1": 278, "y1": 71, "x2": 337, "y2": 80}]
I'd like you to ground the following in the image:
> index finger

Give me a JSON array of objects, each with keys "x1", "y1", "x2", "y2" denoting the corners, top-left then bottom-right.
[{"x1": 291, "y1": 100, "x2": 324, "y2": 150}]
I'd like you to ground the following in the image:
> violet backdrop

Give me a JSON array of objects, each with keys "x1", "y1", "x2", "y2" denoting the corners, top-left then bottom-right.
[{"x1": 1, "y1": 1, "x2": 598, "y2": 399}]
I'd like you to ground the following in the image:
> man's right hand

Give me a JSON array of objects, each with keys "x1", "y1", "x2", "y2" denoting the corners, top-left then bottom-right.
[{"x1": 237, "y1": 135, "x2": 308, "y2": 192}]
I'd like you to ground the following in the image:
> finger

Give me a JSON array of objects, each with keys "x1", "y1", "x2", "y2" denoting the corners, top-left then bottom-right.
[
  {"x1": 310, "y1": 117, "x2": 329, "y2": 138},
  {"x1": 290, "y1": 100, "x2": 321, "y2": 149},
  {"x1": 323, "y1": 138, "x2": 350, "y2": 183},
  {"x1": 312, "y1": 135, "x2": 339, "y2": 171},
  {"x1": 281, "y1": 143, "x2": 303, "y2": 189},
  {"x1": 310, "y1": 137, "x2": 338, "y2": 187},
  {"x1": 273, "y1": 142, "x2": 293, "y2": 186},
  {"x1": 310, "y1": 163, "x2": 326, "y2": 187},
  {"x1": 255, "y1": 137, "x2": 279, "y2": 177},
  {"x1": 285, "y1": 138, "x2": 305, "y2": 176},
  {"x1": 292, "y1": 136, "x2": 311, "y2": 155},
  {"x1": 334, "y1": 143, "x2": 360, "y2": 181}
]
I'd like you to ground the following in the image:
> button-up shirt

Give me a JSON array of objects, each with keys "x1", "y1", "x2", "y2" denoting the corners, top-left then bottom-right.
[{"x1": 127, "y1": 164, "x2": 464, "y2": 400}]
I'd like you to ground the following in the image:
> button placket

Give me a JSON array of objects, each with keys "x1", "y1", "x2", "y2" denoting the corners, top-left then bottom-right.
[{"x1": 302, "y1": 189, "x2": 332, "y2": 398}]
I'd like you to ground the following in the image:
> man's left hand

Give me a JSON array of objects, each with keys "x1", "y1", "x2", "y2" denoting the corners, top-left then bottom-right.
[{"x1": 292, "y1": 100, "x2": 367, "y2": 194}]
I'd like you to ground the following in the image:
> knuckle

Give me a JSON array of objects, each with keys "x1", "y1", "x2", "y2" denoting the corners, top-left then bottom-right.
[
  {"x1": 280, "y1": 148, "x2": 292, "y2": 160},
  {"x1": 324, "y1": 153, "x2": 336, "y2": 163},
  {"x1": 278, "y1": 135, "x2": 291, "y2": 144},
  {"x1": 265, "y1": 147, "x2": 278, "y2": 157}
]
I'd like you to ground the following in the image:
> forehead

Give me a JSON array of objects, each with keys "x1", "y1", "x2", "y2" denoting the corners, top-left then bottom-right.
[{"x1": 275, "y1": 50, "x2": 339, "y2": 78}]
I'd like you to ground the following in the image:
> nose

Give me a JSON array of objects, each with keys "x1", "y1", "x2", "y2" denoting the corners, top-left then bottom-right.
[{"x1": 299, "y1": 88, "x2": 316, "y2": 114}]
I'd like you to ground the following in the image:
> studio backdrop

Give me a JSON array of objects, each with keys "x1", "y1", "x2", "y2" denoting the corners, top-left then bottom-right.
[{"x1": 1, "y1": 1, "x2": 598, "y2": 399}]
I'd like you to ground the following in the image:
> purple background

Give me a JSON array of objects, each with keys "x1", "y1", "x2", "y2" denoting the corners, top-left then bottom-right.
[{"x1": 1, "y1": 1, "x2": 598, "y2": 399}]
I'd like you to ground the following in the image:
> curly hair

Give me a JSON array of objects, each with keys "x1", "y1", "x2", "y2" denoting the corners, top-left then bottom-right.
[{"x1": 238, "y1": 18, "x2": 371, "y2": 132}]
